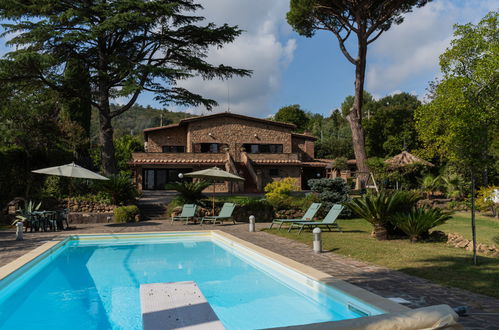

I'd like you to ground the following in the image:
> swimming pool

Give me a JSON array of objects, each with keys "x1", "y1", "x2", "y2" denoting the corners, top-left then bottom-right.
[{"x1": 0, "y1": 231, "x2": 394, "y2": 329}]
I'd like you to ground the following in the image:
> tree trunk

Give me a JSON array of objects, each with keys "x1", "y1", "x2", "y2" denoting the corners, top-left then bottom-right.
[
  {"x1": 97, "y1": 43, "x2": 117, "y2": 176},
  {"x1": 98, "y1": 96, "x2": 117, "y2": 176},
  {"x1": 470, "y1": 170, "x2": 477, "y2": 265},
  {"x1": 372, "y1": 223, "x2": 388, "y2": 240},
  {"x1": 346, "y1": 36, "x2": 369, "y2": 186}
]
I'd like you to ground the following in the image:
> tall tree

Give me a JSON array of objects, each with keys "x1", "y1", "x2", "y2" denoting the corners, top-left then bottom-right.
[
  {"x1": 0, "y1": 0, "x2": 250, "y2": 175},
  {"x1": 364, "y1": 92, "x2": 420, "y2": 157},
  {"x1": 415, "y1": 12, "x2": 498, "y2": 264},
  {"x1": 274, "y1": 104, "x2": 310, "y2": 132},
  {"x1": 287, "y1": 0, "x2": 431, "y2": 182},
  {"x1": 60, "y1": 58, "x2": 92, "y2": 167}
]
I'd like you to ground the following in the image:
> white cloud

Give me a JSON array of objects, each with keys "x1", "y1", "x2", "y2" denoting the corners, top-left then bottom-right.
[
  {"x1": 366, "y1": 0, "x2": 497, "y2": 95},
  {"x1": 175, "y1": 0, "x2": 295, "y2": 117}
]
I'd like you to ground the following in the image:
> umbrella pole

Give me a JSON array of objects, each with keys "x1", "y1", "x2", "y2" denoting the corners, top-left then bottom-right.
[{"x1": 212, "y1": 181, "x2": 215, "y2": 216}]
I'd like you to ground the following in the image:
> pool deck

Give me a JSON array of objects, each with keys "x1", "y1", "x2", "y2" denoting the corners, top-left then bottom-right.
[{"x1": 1, "y1": 221, "x2": 498, "y2": 329}]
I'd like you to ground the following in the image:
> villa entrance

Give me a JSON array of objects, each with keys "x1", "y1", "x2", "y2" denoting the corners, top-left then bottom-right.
[{"x1": 142, "y1": 168, "x2": 192, "y2": 190}]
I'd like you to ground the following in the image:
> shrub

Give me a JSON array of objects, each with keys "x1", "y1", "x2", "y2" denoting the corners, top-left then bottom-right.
[
  {"x1": 232, "y1": 199, "x2": 274, "y2": 222},
  {"x1": 392, "y1": 207, "x2": 453, "y2": 242},
  {"x1": 264, "y1": 178, "x2": 300, "y2": 210},
  {"x1": 166, "y1": 180, "x2": 211, "y2": 204},
  {"x1": 345, "y1": 191, "x2": 420, "y2": 240},
  {"x1": 13, "y1": 200, "x2": 41, "y2": 224},
  {"x1": 476, "y1": 186, "x2": 498, "y2": 218},
  {"x1": 307, "y1": 178, "x2": 351, "y2": 217},
  {"x1": 113, "y1": 205, "x2": 140, "y2": 223},
  {"x1": 96, "y1": 173, "x2": 138, "y2": 205}
]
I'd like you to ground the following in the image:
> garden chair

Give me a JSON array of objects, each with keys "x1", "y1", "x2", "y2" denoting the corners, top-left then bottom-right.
[
  {"x1": 269, "y1": 203, "x2": 322, "y2": 230},
  {"x1": 200, "y1": 203, "x2": 236, "y2": 225},
  {"x1": 56, "y1": 208, "x2": 70, "y2": 230},
  {"x1": 288, "y1": 204, "x2": 344, "y2": 234},
  {"x1": 171, "y1": 204, "x2": 198, "y2": 224}
]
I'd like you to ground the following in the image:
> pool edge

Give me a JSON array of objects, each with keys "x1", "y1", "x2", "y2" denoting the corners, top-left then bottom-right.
[{"x1": 211, "y1": 230, "x2": 410, "y2": 314}]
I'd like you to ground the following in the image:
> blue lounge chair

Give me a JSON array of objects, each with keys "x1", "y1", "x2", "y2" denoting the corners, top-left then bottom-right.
[
  {"x1": 288, "y1": 204, "x2": 344, "y2": 234},
  {"x1": 171, "y1": 204, "x2": 197, "y2": 224},
  {"x1": 269, "y1": 203, "x2": 322, "y2": 230},
  {"x1": 201, "y1": 203, "x2": 236, "y2": 225}
]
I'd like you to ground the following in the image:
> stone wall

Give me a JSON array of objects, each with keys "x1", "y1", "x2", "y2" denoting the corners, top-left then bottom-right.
[
  {"x1": 68, "y1": 212, "x2": 114, "y2": 224},
  {"x1": 63, "y1": 199, "x2": 116, "y2": 213},
  {"x1": 292, "y1": 136, "x2": 315, "y2": 161},
  {"x1": 188, "y1": 116, "x2": 293, "y2": 161},
  {"x1": 146, "y1": 126, "x2": 187, "y2": 152}
]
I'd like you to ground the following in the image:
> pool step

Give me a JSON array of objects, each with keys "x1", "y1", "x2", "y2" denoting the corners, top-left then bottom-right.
[{"x1": 140, "y1": 281, "x2": 225, "y2": 330}]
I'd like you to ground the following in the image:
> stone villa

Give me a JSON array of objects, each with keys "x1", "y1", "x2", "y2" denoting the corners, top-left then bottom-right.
[{"x1": 131, "y1": 112, "x2": 353, "y2": 193}]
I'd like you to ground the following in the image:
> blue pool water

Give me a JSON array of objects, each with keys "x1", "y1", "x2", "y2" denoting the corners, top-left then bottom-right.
[{"x1": 0, "y1": 234, "x2": 383, "y2": 329}]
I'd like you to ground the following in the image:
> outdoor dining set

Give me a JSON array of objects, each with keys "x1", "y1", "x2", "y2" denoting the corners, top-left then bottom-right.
[{"x1": 21, "y1": 209, "x2": 70, "y2": 232}]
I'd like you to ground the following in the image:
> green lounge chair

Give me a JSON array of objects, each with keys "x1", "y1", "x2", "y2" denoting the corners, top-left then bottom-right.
[
  {"x1": 201, "y1": 203, "x2": 236, "y2": 225},
  {"x1": 171, "y1": 204, "x2": 198, "y2": 224},
  {"x1": 288, "y1": 204, "x2": 344, "y2": 234},
  {"x1": 269, "y1": 203, "x2": 322, "y2": 230}
]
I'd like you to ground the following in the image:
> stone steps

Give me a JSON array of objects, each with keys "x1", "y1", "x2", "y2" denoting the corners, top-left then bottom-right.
[{"x1": 138, "y1": 204, "x2": 167, "y2": 220}]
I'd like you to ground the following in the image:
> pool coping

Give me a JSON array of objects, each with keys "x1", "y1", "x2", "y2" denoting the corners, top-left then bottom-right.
[{"x1": 0, "y1": 230, "x2": 410, "y2": 315}]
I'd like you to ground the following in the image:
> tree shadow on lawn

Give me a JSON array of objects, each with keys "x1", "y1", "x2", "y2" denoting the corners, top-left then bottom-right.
[{"x1": 397, "y1": 254, "x2": 499, "y2": 299}]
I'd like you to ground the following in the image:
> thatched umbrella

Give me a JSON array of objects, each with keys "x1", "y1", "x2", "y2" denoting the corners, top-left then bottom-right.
[
  {"x1": 385, "y1": 151, "x2": 433, "y2": 168},
  {"x1": 385, "y1": 151, "x2": 433, "y2": 190}
]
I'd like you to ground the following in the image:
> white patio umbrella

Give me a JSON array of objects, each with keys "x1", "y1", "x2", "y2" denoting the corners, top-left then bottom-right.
[
  {"x1": 32, "y1": 162, "x2": 109, "y2": 208},
  {"x1": 183, "y1": 167, "x2": 244, "y2": 215}
]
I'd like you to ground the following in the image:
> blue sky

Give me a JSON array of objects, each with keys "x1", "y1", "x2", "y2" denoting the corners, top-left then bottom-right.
[{"x1": 1, "y1": 0, "x2": 497, "y2": 118}]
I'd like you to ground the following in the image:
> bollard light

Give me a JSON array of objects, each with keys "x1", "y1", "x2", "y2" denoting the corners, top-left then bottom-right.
[
  {"x1": 313, "y1": 227, "x2": 322, "y2": 253},
  {"x1": 15, "y1": 221, "x2": 24, "y2": 241},
  {"x1": 249, "y1": 215, "x2": 255, "y2": 232}
]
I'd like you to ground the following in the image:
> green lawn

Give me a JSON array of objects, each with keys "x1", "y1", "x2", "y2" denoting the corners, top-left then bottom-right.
[
  {"x1": 264, "y1": 216, "x2": 499, "y2": 298},
  {"x1": 436, "y1": 212, "x2": 499, "y2": 245}
]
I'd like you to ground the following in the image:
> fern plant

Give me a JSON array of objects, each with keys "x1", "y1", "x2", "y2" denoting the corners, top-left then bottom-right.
[
  {"x1": 166, "y1": 180, "x2": 211, "y2": 204},
  {"x1": 392, "y1": 207, "x2": 453, "y2": 242}
]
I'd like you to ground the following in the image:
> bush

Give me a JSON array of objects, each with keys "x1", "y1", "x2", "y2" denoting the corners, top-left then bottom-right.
[
  {"x1": 345, "y1": 191, "x2": 420, "y2": 240},
  {"x1": 264, "y1": 178, "x2": 300, "y2": 210},
  {"x1": 307, "y1": 178, "x2": 351, "y2": 217},
  {"x1": 166, "y1": 180, "x2": 211, "y2": 204},
  {"x1": 96, "y1": 173, "x2": 138, "y2": 205},
  {"x1": 392, "y1": 207, "x2": 453, "y2": 242},
  {"x1": 232, "y1": 199, "x2": 274, "y2": 222},
  {"x1": 113, "y1": 205, "x2": 140, "y2": 223},
  {"x1": 476, "y1": 186, "x2": 498, "y2": 218}
]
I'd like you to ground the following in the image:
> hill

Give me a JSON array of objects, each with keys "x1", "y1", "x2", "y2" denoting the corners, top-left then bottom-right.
[{"x1": 90, "y1": 104, "x2": 195, "y2": 142}]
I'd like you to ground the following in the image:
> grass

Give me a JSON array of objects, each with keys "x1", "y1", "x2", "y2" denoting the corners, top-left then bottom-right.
[
  {"x1": 264, "y1": 216, "x2": 499, "y2": 298},
  {"x1": 436, "y1": 212, "x2": 499, "y2": 245}
]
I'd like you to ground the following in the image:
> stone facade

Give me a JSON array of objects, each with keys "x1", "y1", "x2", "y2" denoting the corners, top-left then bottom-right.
[
  {"x1": 131, "y1": 112, "x2": 326, "y2": 192},
  {"x1": 146, "y1": 126, "x2": 187, "y2": 153}
]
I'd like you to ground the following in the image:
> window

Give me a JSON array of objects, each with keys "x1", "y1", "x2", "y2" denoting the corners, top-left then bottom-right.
[
  {"x1": 198, "y1": 143, "x2": 227, "y2": 153},
  {"x1": 242, "y1": 144, "x2": 283, "y2": 154},
  {"x1": 162, "y1": 146, "x2": 185, "y2": 153},
  {"x1": 269, "y1": 169, "x2": 279, "y2": 177}
]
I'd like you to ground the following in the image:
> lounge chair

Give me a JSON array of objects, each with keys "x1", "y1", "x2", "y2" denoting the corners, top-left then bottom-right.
[
  {"x1": 171, "y1": 204, "x2": 197, "y2": 224},
  {"x1": 288, "y1": 204, "x2": 344, "y2": 234},
  {"x1": 201, "y1": 203, "x2": 236, "y2": 225},
  {"x1": 269, "y1": 203, "x2": 322, "y2": 230}
]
